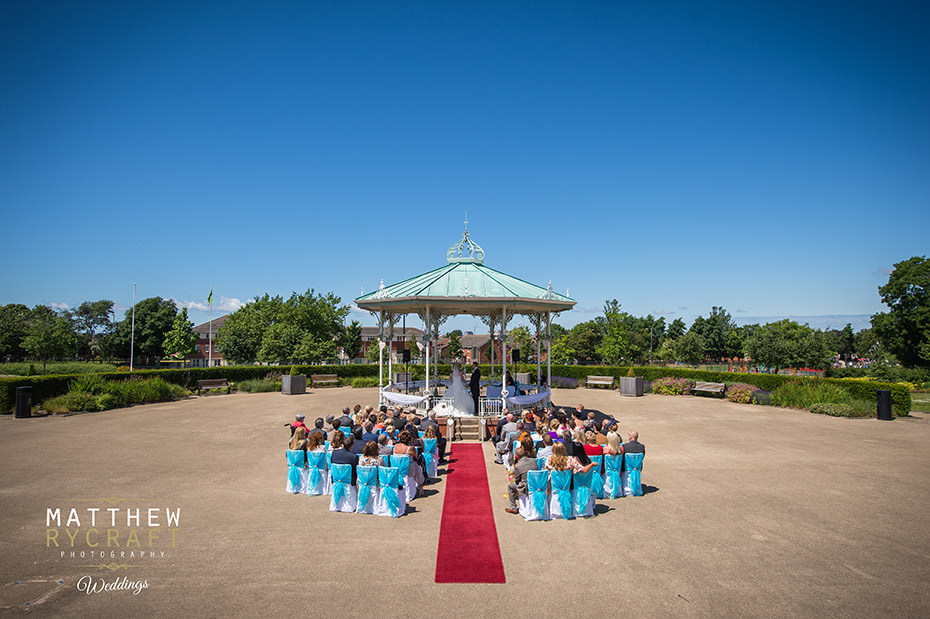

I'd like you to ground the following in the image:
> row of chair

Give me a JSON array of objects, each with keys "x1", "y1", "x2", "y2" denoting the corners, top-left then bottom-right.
[
  {"x1": 518, "y1": 463, "x2": 642, "y2": 521},
  {"x1": 286, "y1": 451, "x2": 437, "y2": 518}
]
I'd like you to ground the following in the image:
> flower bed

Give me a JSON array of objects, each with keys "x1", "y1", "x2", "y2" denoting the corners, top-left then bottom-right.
[
  {"x1": 726, "y1": 383, "x2": 760, "y2": 404},
  {"x1": 651, "y1": 377, "x2": 692, "y2": 396}
]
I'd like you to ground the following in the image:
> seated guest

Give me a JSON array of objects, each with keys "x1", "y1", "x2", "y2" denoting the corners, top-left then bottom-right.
[
  {"x1": 520, "y1": 435, "x2": 536, "y2": 458},
  {"x1": 353, "y1": 403, "x2": 363, "y2": 424},
  {"x1": 407, "y1": 423, "x2": 425, "y2": 457},
  {"x1": 287, "y1": 414, "x2": 310, "y2": 436},
  {"x1": 493, "y1": 413, "x2": 511, "y2": 443},
  {"x1": 604, "y1": 431, "x2": 624, "y2": 457},
  {"x1": 289, "y1": 427, "x2": 308, "y2": 453},
  {"x1": 309, "y1": 417, "x2": 326, "y2": 439},
  {"x1": 585, "y1": 411, "x2": 597, "y2": 431},
  {"x1": 338, "y1": 406, "x2": 353, "y2": 431},
  {"x1": 495, "y1": 421, "x2": 524, "y2": 465},
  {"x1": 383, "y1": 423, "x2": 396, "y2": 439},
  {"x1": 377, "y1": 433, "x2": 394, "y2": 457},
  {"x1": 375, "y1": 412, "x2": 386, "y2": 430},
  {"x1": 359, "y1": 440, "x2": 385, "y2": 468},
  {"x1": 348, "y1": 432, "x2": 365, "y2": 456},
  {"x1": 306, "y1": 431, "x2": 326, "y2": 453},
  {"x1": 583, "y1": 431, "x2": 604, "y2": 456},
  {"x1": 421, "y1": 411, "x2": 447, "y2": 461},
  {"x1": 330, "y1": 431, "x2": 345, "y2": 451},
  {"x1": 523, "y1": 411, "x2": 537, "y2": 433},
  {"x1": 622, "y1": 431, "x2": 645, "y2": 458},
  {"x1": 362, "y1": 422, "x2": 379, "y2": 443},
  {"x1": 536, "y1": 433, "x2": 554, "y2": 458},
  {"x1": 393, "y1": 430, "x2": 425, "y2": 493},
  {"x1": 324, "y1": 414, "x2": 335, "y2": 432},
  {"x1": 548, "y1": 418, "x2": 562, "y2": 441},
  {"x1": 504, "y1": 447, "x2": 539, "y2": 514},
  {"x1": 544, "y1": 442, "x2": 598, "y2": 475},
  {"x1": 330, "y1": 433, "x2": 359, "y2": 484},
  {"x1": 561, "y1": 430, "x2": 591, "y2": 466},
  {"x1": 328, "y1": 418, "x2": 343, "y2": 442}
]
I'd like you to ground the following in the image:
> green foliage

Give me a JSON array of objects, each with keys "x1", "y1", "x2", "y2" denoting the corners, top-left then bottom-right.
[
  {"x1": 651, "y1": 377, "x2": 692, "y2": 395},
  {"x1": 289, "y1": 365, "x2": 298, "y2": 375},
  {"x1": 73, "y1": 300, "x2": 115, "y2": 359},
  {"x1": 43, "y1": 377, "x2": 186, "y2": 413},
  {"x1": 109, "y1": 297, "x2": 179, "y2": 364},
  {"x1": 349, "y1": 376, "x2": 380, "y2": 388},
  {"x1": 596, "y1": 300, "x2": 631, "y2": 365},
  {"x1": 667, "y1": 318, "x2": 686, "y2": 339},
  {"x1": 871, "y1": 255, "x2": 930, "y2": 366},
  {"x1": 218, "y1": 290, "x2": 348, "y2": 365},
  {"x1": 0, "y1": 303, "x2": 34, "y2": 360},
  {"x1": 627, "y1": 366, "x2": 636, "y2": 378},
  {"x1": 808, "y1": 402, "x2": 873, "y2": 418},
  {"x1": 725, "y1": 383, "x2": 760, "y2": 404},
  {"x1": 689, "y1": 306, "x2": 735, "y2": 361},
  {"x1": 671, "y1": 332, "x2": 705, "y2": 364},
  {"x1": 22, "y1": 305, "x2": 77, "y2": 372},
  {"x1": 0, "y1": 361, "x2": 118, "y2": 376},
  {"x1": 236, "y1": 379, "x2": 282, "y2": 392},
  {"x1": 162, "y1": 307, "x2": 198, "y2": 359},
  {"x1": 744, "y1": 319, "x2": 833, "y2": 371},
  {"x1": 340, "y1": 320, "x2": 363, "y2": 360},
  {"x1": 771, "y1": 379, "x2": 874, "y2": 416},
  {"x1": 447, "y1": 332, "x2": 463, "y2": 361}
]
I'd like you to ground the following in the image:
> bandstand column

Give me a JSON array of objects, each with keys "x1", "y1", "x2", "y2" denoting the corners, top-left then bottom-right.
[
  {"x1": 546, "y1": 310, "x2": 552, "y2": 389},
  {"x1": 501, "y1": 305, "x2": 507, "y2": 410},
  {"x1": 425, "y1": 306, "x2": 431, "y2": 397},
  {"x1": 378, "y1": 310, "x2": 384, "y2": 404}
]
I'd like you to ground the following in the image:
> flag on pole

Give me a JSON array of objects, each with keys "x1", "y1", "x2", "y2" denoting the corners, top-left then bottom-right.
[{"x1": 207, "y1": 287, "x2": 213, "y2": 306}]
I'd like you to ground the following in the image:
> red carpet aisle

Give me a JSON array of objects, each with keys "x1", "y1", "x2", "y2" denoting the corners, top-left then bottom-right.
[{"x1": 434, "y1": 443, "x2": 506, "y2": 583}]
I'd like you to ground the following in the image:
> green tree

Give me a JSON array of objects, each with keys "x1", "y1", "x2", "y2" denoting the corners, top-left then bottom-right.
[
  {"x1": 672, "y1": 331, "x2": 705, "y2": 364},
  {"x1": 565, "y1": 320, "x2": 603, "y2": 365},
  {"x1": 109, "y1": 297, "x2": 178, "y2": 365},
  {"x1": 447, "y1": 332, "x2": 463, "y2": 361},
  {"x1": 745, "y1": 319, "x2": 833, "y2": 372},
  {"x1": 294, "y1": 332, "x2": 339, "y2": 364},
  {"x1": 0, "y1": 303, "x2": 32, "y2": 361},
  {"x1": 871, "y1": 256, "x2": 930, "y2": 366},
  {"x1": 73, "y1": 300, "x2": 115, "y2": 359},
  {"x1": 596, "y1": 300, "x2": 630, "y2": 365},
  {"x1": 689, "y1": 306, "x2": 734, "y2": 361},
  {"x1": 667, "y1": 317, "x2": 686, "y2": 339},
  {"x1": 366, "y1": 338, "x2": 383, "y2": 363},
  {"x1": 162, "y1": 307, "x2": 198, "y2": 359},
  {"x1": 258, "y1": 323, "x2": 304, "y2": 364},
  {"x1": 22, "y1": 305, "x2": 76, "y2": 373},
  {"x1": 340, "y1": 320, "x2": 363, "y2": 360}
]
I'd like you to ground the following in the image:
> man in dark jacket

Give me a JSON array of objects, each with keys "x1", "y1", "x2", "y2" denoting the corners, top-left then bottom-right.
[{"x1": 331, "y1": 439, "x2": 360, "y2": 483}]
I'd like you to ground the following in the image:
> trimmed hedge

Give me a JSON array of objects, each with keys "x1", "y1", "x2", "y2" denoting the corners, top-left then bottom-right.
[{"x1": 1, "y1": 363, "x2": 912, "y2": 416}]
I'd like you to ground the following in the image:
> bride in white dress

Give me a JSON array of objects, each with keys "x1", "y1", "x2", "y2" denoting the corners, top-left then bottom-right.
[{"x1": 444, "y1": 360, "x2": 476, "y2": 416}]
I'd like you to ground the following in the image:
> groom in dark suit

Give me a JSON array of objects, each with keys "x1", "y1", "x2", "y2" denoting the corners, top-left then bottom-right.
[{"x1": 469, "y1": 360, "x2": 481, "y2": 415}]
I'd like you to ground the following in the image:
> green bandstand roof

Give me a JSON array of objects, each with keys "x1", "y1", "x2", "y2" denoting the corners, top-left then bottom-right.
[{"x1": 355, "y1": 228, "x2": 575, "y2": 316}]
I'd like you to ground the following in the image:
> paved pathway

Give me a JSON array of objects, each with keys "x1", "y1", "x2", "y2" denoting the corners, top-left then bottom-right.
[{"x1": 1, "y1": 387, "x2": 928, "y2": 617}]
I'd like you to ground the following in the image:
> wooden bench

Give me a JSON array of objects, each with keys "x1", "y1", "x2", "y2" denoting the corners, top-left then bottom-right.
[
  {"x1": 693, "y1": 381, "x2": 726, "y2": 397},
  {"x1": 310, "y1": 374, "x2": 340, "y2": 388},
  {"x1": 197, "y1": 378, "x2": 230, "y2": 395},
  {"x1": 585, "y1": 375, "x2": 615, "y2": 389}
]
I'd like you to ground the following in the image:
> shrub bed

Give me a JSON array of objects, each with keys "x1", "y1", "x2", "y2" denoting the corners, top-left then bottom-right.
[
  {"x1": 725, "y1": 383, "x2": 760, "y2": 404},
  {"x1": 236, "y1": 379, "x2": 282, "y2": 393},
  {"x1": 651, "y1": 377, "x2": 692, "y2": 395},
  {"x1": 43, "y1": 377, "x2": 187, "y2": 414}
]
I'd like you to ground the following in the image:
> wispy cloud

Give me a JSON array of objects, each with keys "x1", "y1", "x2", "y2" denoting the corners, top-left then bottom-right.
[
  {"x1": 678, "y1": 306, "x2": 688, "y2": 311},
  {"x1": 652, "y1": 309, "x2": 674, "y2": 315},
  {"x1": 874, "y1": 266, "x2": 893, "y2": 277},
  {"x1": 735, "y1": 309, "x2": 746, "y2": 313},
  {"x1": 49, "y1": 302, "x2": 69, "y2": 310},
  {"x1": 183, "y1": 296, "x2": 245, "y2": 312},
  {"x1": 573, "y1": 306, "x2": 601, "y2": 314}
]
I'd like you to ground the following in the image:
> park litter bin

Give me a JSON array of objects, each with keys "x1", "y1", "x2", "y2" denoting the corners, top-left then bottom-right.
[
  {"x1": 15, "y1": 386, "x2": 32, "y2": 418},
  {"x1": 876, "y1": 389, "x2": 893, "y2": 421}
]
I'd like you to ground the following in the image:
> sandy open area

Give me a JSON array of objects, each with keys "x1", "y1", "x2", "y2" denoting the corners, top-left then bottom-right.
[{"x1": 1, "y1": 386, "x2": 928, "y2": 618}]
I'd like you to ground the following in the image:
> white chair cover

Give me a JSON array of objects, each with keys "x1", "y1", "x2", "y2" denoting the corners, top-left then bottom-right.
[
  {"x1": 375, "y1": 467, "x2": 406, "y2": 518},
  {"x1": 573, "y1": 470, "x2": 595, "y2": 518},
  {"x1": 305, "y1": 450, "x2": 329, "y2": 496},
  {"x1": 549, "y1": 469, "x2": 574, "y2": 520},
  {"x1": 518, "y1": 470, "x2": 551, "y2": 521},
  {"x1": 286, "y1": 450, "x2": 309, "y2": 494},
  {"x1": 391, "y1": 454, "x2": 418, "y2": 503},
  {"x1": 328, "y1": 464, "x2": 358, "y2": 513},
  {"x1": 355, "y1": 465, "x2": 379, "y2": 514}
]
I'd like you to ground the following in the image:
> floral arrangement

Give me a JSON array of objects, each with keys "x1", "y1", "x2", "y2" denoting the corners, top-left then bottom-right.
[
  {"x1": 550, "y1": 376, "x2": 580, "y2": 389},
  {"x1": 651, "y1": 377, "x2": 692, "y2": 396},
  {"x1": 725, "y1": 382, "x2": 760, "y2": 404}
]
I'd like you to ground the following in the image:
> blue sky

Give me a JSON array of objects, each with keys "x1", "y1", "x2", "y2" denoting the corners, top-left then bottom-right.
[{"x1": 1, "y1": 1, "x2": 927, "y2": 333}]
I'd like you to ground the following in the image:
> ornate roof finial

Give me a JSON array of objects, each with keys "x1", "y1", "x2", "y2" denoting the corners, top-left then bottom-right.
[{"x1": 446, "y1": 218, "x2": 485, "y2": 264}]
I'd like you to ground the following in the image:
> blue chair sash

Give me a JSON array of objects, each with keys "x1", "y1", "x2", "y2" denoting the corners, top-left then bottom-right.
[
  {"x1": 391, "y1": 454, "x2": 410, "y2": 477},
  {"x1": 624, "y1": 452, "x2": 644, "y2": 496},
  {"x1": 589, "y1": 455, "x2": 604, "y2": 498},
  {"x1": 604, "y1": 455, "x2": 622, "y2": 499},
  {"x1": 550, "y1": 469, "x2": 573, "y2": 519},
  {"x1": 378, "y1": 467, "x2": 402, "y2": 517},
  {"x1": 536, "y1": 457, "x2": 547, "y2": 470},
  {"x1": 330, "y1": 464, "x2": 352, "y2": 504},
  {"x1": 357, "y1": 465, "x2": 378, "y2": 509},
  {"x1": 423, "y1": 452, "x2": 434, "y2": 476},
  {"x1": 527, "y1": 470, "x2": 549, "y2": 515},
  {"x1": 423, "y1": 438, "x2": 437, "y2": 453},
  {"x1": 573, "y1": 470, "x2": 593, "y2": 514},
  {"x1": 306, "y1": 451, "x2": 326, "y2": 489},
  {"x1": 286, "y1": 450, "x2": 305, "y2": 491}
]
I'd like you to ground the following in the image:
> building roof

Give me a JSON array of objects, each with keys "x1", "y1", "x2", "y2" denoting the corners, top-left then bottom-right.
[
  {"x1": 355, "y1": 229, "x2": 575, "y2": 316},
  {"x1": 192, "y1": 314, "x2": 229, "y2": 334}
]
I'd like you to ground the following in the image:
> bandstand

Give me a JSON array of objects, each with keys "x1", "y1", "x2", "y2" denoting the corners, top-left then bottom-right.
[{"x1": 355, "y1": 224, "x2": 575, "y2": 415}]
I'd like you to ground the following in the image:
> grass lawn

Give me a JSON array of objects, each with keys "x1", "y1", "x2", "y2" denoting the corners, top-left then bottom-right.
[{"x1": 911, "y1": 391, "x2": 930, "y2": 413}]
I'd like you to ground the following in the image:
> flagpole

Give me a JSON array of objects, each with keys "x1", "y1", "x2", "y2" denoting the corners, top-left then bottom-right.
[
  {"x1": 130, "y1": 282, "x2": 136, "y2": 372},
  {"x1": 208, "y1": 287, "x2": 213, "y2": 367}
]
